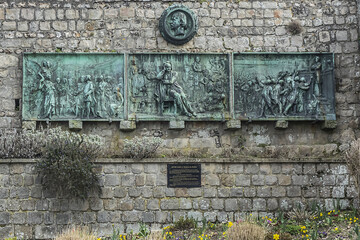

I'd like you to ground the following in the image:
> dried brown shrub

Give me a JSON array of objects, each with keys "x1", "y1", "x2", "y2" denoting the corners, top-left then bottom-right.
[
  {"x1": 55, "y1": 226, "x2": 97, "y2": 240},
  {"x1": 145, "y1": 231, "x2": 163, "y2": 240},
  {"x1": 226, "y1": 222, "x2": 267, "y2": 240}
]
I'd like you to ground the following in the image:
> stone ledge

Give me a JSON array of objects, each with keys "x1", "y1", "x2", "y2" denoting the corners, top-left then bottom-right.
[{"x1": 0, "y1": 157, "x2": 344, "y2": 164}]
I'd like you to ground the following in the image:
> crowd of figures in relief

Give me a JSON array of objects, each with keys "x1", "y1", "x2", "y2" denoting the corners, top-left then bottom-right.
[
  {"x1": 234, "y1": 54, "x2": 335, "y2": 119},
  {"x1": 129, "y1": 54, "x2": 229, "y2": 119},
  {"x1": 23, "y1": 55, "x2": 124, "y2": 120}
]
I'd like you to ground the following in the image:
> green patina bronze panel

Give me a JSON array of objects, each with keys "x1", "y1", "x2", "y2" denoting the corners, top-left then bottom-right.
[
  {"x1": 234, "y1": 53, "x2": 335, "y2": 121},
  {"x1": 128, "y1": 53, "x2": 230, "y2": 120},
  {"x1": 23, "y1": 53, "x2": 124, "y2": 121}
]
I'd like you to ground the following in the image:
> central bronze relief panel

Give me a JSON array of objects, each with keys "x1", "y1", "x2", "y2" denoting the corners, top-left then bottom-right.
[{"x1": 128, "y1": 53, "x2": 230, "y2": 121}]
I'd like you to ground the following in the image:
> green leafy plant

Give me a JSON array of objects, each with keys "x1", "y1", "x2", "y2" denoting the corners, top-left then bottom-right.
[
  {"x1": 171, "y1": 216, "x2": 198, "y2": 231},
  {"x1": 35, "y1": 127, "x2": 103, "y2": 199},
  {"x1": 138, "y1": 223, "x2": 150, "y2": 237},
  {"x1": 123, "y1": 136, "x2": 163, "y2": 160}
]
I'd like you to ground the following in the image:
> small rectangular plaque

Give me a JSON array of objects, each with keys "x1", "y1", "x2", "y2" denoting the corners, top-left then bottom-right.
[{"x1": 167, "y1": 163, "x2": 201, "y2": 188}]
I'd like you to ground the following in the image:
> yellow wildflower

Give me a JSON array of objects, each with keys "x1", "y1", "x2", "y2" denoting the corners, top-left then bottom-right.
[
  {"x1": 273, "y1": 234, "x2": 280, "y2": 240},
  {"x1": 228, "y1": 221, "x2": 233, "y2": 228}
]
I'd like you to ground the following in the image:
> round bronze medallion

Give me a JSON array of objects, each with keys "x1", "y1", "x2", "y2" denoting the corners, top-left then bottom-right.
[{"x1": 159, "y1": 5, "x2": 198, "y2": 45}]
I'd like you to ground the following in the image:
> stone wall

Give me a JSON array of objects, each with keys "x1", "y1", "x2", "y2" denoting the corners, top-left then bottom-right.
[
  {"x1": 0, "y1": 0, "x2": 358, "y2": 152},
  {"x1": 0, "y1": 0, "x2": 360, "y2": 238},
  {"x1": 0, "y1": 160, "x2": 356, "y2": 239}
]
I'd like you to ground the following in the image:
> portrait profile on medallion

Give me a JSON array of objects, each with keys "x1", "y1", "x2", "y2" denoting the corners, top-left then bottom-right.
[{"x1": 159, "y1": 5, "x2": 198, "y2": 45}]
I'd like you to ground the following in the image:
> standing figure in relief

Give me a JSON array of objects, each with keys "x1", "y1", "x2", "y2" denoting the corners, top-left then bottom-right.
[
  {"x1": 83, "y1": 75, "x2": 95, "y2": 118},
  {"x1": 74, "y1": 75, "x2": 85, "y2": 118},
  {"x1": 156, "y1": 61, "x2": 196, "y2": 117},
  {"x1": 272, "y1": 78, "x2": 284, "y2": 114},
  {"x1": 296, "y1": 77, "x2": 311, "y2": 113},
  {"x1": 97, "y1": 75, "x2": 108, "y2": 117},
  {"x1": 311, "y1": 56, "x2": 322, "y2": 97},
  {"x1": 39, "y1": 72, "x2": 56, "y2": 119},
  {"x1": 258, "y1": 77, "x2": 275, "y2": 117}
]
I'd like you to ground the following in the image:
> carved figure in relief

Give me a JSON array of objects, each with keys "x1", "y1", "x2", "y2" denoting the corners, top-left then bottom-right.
[
  {"x1": 97, "y1": 75, "x2": 108, "y2": 117},
  {"x1": 271, "y1": 78, "x2": 284, "y2": 114},
  {"x1": 83, "y1": 75, "x2": 96, "y2": 118},
  {"x1": 39, "y1": 72, "x2": 56, "y2": 119},
  {"x1": 109, "y1": 80, "x2": 124, "y2": 117},
  {"x1": 169, "y1": 11, "x2": 187, "y2": 36},
  {"x1": 296, "y1": 77, "x2": 311, "y2": 112},
  {"x1": 311, "y1": 56, "x2": 322, "y2": 97},
  {"x1": 156, "y1": 61, "x2": 196, "y2": 117},
  {"x1": 74, "y1": 75, "x2": 85, "y2": 118},
  {"x1": 258, "y1": 77, "x2": 275, "y2": 117}
]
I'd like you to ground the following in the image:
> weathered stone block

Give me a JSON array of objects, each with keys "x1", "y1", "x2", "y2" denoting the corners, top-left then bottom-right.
[
  {"x1": 267, "y1": 199, "x2": 278, "y2": 211},
  {"x1": 35, "y1": 226, "x2": 56, "y2": 239},
  {"x1": 204, "y1": 187, "x2": 217, "y2": 197},
  {"x1": 69, "y1": 120, "x2": 82, "y2": 130},
  {"x1": 160, "y1": 199, "x2": 179, "y2": 210},
  {"x1": 21, "y1": 9, "x2": 34, "y2": 20},
  {"x1": 142, "y1": 212, "x2": 155, "y2": 223},
  {"x1": 235, "y1": 175, "x2": 251, "y2": 186},
  {"x1": 0, "y1": 212, "x2": 10, "y2": 224},
  {"x1": 252, "y1": 175, "x2": 265, "y2": 185},
  {"x1": 321, "y1": 120, "x2": 337, "y2": 129},
  {"x1": 332, "y1": 186, "x2": 345, "y2": 198},
  {"x1": 147, "y1": 199, "x2": 160, "y2": 210},
  {"x1": 155, "y1": 212, "x2": 168, "y2": 223},
  {"x1": 10, "y1": 187, "x2": 29, "y2": 199},
  {"x1": 120, "y1": 120, "x2": 136, "y2": 130},
  {"x1": 287, "y1": 186, "x2": 301, "y2": 197},
  {"x1": 20, "y1": 199, "x2": 36, "y2": 211},
  {"x1": 169, "y1": 120, "x2": 185, "y2": 130},
  {"x1": 122, "y1": 175, "x2": 135, "y2": 186},
  {"x1": 257, "y1": 187, "x2": 271, "y2": 197},
  {"x1": 44, "y1": 9, "x2": 56, "y2": 20},
  {"x1": 120, "y1": 7, "x2": 135, "y2": 18},
  {"x1": 253, "y1": 198, "x2": 266, "y2": 211},
  {"x1": 265, "y1": 176, "x2": 277, "y2": 185},
  {"x1": 292, "y1": 176, "x2": 308, "y2": 186},
  {"x1": 275, "y1": 120, "x2": 288, "y2": 129},
  {"x1": 225, "y1": 199, "x2": 238, "y2": 211},
  {"x1": 225, "y1": 120, "x2": 241, "y2": 129},
  {"x1": 218, "y1": 188, "x2": 230, "y2": 198},
  {"x1": 122, "y1": 211, "x2": 140, "y2": 222},
  {"x1": 153, "y1": 187, "x2": 165, "y2": 198},
  {"x1": 27, "y1": 212, "x2": 43, "y2": 225},
  {"x1": 221, "y1": 175, "x2": 234, "y2": 187},
  {"x1": 245, "y1": 164, "x2": 260, "y2": 174},
  {"x1": 178, "y1": 198, "x2": 191, "y2": 210},
  {"x1": 278, "y1": 175, "x2": 291, "y2": 185},
  {"x1": 244, "y1": 187, "x2": 256, "y2": 197}
]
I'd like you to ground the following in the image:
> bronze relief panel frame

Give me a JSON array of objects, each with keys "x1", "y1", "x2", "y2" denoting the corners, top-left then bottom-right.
[
  {"x1": 233, "y1": 53, "x2": 335, "y2": 121},
  {"x1": 127, "y1": 53, "x2": 231, "y2": 121},
  {"x1": 22, "y1": 53, "x2": 125, "y2": 121}
]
